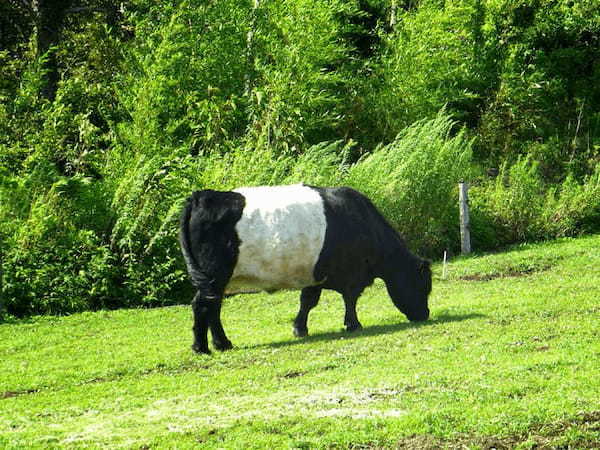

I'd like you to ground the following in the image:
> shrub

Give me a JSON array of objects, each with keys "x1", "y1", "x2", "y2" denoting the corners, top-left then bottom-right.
[
  {"x1": 470, "y1": 157, "x2": 600, "y2": 247},
  {"x1": 366, "y1": 0, "x2": 490, "y2": 143},
  {"x1": 2, "y1": 177, "x2": 123, "y2": 316},
  {"x1": 540, "y1": 166, "x2": 600, "y2": 238},
  {"x1": 472, "y1": 155, "x2": 546, "y2": 243}
]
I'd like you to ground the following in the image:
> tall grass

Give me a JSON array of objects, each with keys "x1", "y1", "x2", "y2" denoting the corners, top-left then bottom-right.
[{"x1": 346, "y1": 112, "x2": 474, "y2": 256}]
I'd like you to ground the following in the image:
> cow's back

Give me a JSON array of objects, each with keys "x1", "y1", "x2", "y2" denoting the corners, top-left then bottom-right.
[{"x1": 226, "y1": 184, "x2": 327, "y2": 293}]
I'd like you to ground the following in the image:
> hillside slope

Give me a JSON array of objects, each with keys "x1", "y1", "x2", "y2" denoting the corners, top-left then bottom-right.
[{"x1": 1, "y1": 235, "x2": 599, "y2": 448}]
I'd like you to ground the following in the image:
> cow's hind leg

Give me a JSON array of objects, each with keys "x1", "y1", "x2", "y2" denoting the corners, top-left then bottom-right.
[
  {"x1": 293, "y1": 286, "x2": 322, "y2": 337},
  {"x1": 191, "y1": 292, "x2": 212, "y2": 354},
  {"x1": 343, "y1": 291, "x2": 363, "y2": 332},
  {"x1": 209, "y1": 299, "x2": 233, "y2": 351}
]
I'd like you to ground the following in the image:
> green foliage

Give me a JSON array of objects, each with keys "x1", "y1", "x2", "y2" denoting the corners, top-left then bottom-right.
[
  {"x1": 540, "y1": 165, "x2": 600, "y2": 237},
  {"x1": 476, "y1": 0, "x2": 600, "y2": 170},
  {"x1": 471, "y1": 156, "x2": 600, "y2": 247},
  {"x1": 2, "y1": 0, "x2": 600, "y2": 317},
  {"x1": 119, "y1": 0, "x2": 249, "y2": 155},
  {"x1": 247, "y1": 0, "x2": 359, "y2": 151},
  {"x1": 370, "y1": 0, "x2": 485, "y2": 138},
  {"x1": 476, "y1": 156, "x2": 546, "y2": 242},
  {"x1": 2, "y1": 176, "x2": 121, "y2": 316},
  {"x1": 283, "y1": 141, "x2": 352, "y2": 186}
]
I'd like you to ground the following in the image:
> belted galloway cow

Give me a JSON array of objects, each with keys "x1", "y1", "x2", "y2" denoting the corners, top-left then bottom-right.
[{"x1": 180, "y1": 184, "x2": 432, "y2": 354}]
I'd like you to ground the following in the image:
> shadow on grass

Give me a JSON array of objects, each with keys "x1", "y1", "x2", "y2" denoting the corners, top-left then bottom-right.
[{"x1": 250, "y1": 312, "x2": 485, "y2": 351}]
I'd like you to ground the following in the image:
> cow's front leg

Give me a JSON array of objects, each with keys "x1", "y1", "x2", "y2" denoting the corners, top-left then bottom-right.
[
  {"x1": 293, "y1": 286, "x2": 322, "y2": 337},
  {"x1": 191, "y1": 293, "x2": 212, "y2": 354},
  {"x1": 208, "y1": 299, "x2": 233, "y2": 351},
  {"x1": 343, "y1": 292, "x2": 362, "y2": 332}
]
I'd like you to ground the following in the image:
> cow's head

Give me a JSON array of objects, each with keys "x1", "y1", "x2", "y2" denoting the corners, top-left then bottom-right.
[{"x1": 385, "y1": 258, "x2": 431, "y2": 322}]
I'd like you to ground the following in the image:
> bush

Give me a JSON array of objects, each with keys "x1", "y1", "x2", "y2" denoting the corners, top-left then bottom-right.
[
  {"x1": 2, "y1": 177, "x2": 123, "y2": 316},
  {"x1": 3, "y1": 111, "x2": 475, "y2": 316},
  {"x1": 472, "y1": 155, "x2": 546, "y2": 243},
  {"x1": 540, "y1": 166, "x2": 600, "y2": 238},
  {"x1": 476, "y1": 0, "x2": 600, "y2": 169},
  {"x1": 4, "y1": 0, "x2": 600, "y2": 319},
  {"x1": 470, "y1": 157, "x2": 600, "y2": 247}
]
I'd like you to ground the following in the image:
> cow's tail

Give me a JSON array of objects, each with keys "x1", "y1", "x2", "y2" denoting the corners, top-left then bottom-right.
[{"x1": 179, "y1": 193, "x2": 212, "y2": 291}]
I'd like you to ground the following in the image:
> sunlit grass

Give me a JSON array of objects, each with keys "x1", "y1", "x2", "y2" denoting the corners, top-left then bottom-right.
[{"x1": 1, "y1": 235, "x2": 599, "y2": 448}]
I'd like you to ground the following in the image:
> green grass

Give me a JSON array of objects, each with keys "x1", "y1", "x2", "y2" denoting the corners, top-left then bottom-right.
[{"x1": 1, "y1": 235, "x2": 599, "y2": 449}]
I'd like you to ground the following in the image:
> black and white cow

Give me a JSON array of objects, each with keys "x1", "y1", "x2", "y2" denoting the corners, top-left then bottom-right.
[{"x1": 180, "y1": 184, "x2": 432, "y2": 354}]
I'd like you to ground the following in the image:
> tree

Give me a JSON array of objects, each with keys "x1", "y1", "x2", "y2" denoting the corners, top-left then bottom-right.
[
  {"x1": 0, "y1": 1, "x2": 34, "y2": 53},
  {"x1": 33, "y1": 0, "x2": 74, "y2": 100},
  {"x1": 2, "y1": 1, "x2": 124, "y2": 100}
]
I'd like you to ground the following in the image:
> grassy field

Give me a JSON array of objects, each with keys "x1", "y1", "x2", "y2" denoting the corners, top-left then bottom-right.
[{"x1": 1, "y1": 235, "x2": 599, "y2": 449}]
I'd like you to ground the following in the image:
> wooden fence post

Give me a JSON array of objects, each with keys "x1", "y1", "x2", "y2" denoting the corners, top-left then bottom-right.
[{"x1": 459, "y1": 181, "x2": 471, "y2": 254}]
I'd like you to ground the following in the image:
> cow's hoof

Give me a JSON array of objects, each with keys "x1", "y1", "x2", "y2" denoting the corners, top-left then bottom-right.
[
  {"x1": 214, "y1": 339, "x2": 234, "y2": 351},
  {"x1": 293, "y1": 327, "x2": 308, "y2": 338},
  {"x1": 345, "y1": 322, "x2": 363, "y2": 333},
  {"x1": 192, "y1": 344, "x2": 211, "y2": 354}
]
